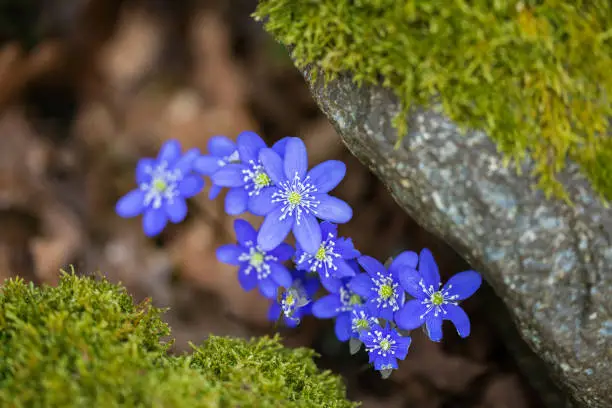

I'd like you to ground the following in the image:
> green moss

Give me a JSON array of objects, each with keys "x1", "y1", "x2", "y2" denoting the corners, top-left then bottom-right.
[
  {"x1": 0, "y1": 270, "x2": 357, "y2": 408},
  {"x1": 254, "y1": 0, "x2": 612, "y2": 201}
]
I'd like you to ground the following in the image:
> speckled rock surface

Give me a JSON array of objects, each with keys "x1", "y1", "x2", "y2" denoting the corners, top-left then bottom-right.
[{"x1": 300, "y1": 65, "x2": 612, "y2": 408}]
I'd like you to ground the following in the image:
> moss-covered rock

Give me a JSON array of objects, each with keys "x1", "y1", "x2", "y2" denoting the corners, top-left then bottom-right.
[
  {"x1": 0, "y1": 271, "x2": 357, "y2": 408},
  {"x1": 254, "y1": 0, "x2": 612, "y2": 201}
]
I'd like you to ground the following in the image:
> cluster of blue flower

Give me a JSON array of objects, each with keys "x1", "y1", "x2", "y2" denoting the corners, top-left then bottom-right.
[{"x1": 116, "y1": 132, "x2": 482, "y2": 377}]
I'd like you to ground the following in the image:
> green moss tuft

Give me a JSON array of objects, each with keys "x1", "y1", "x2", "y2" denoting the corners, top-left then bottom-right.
[
  {"x1": 0, "y1": 270, "x2": 357, "y2": 408},
  {"x1": 254, "y1": 0, "x2": 612, "y2": 201}
]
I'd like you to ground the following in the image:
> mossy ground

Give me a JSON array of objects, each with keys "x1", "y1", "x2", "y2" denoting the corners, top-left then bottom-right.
[
  {"x1": 0, "y1": 271, "x2": 357, "y2": 408},
  {"x1": 254, "y1": 0, "x2": 612, "y2": 202}
]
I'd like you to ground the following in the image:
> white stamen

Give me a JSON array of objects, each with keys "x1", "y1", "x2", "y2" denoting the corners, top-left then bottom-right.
[
  {"x1": 139, "y1": 161, "x2": 182, "y2": 209},
  {"x1": 271, "y1": 172, "x2": 319, "y2": 224},
  {"x1": 295, "y1": 232, "x2": 340, "y2": 277},
  {"x1": 237, "y1": 240, "x2": 278, "y2": 280},
  {"x1": 417, "y1": 279, "x2": 460, "y2": 319}
]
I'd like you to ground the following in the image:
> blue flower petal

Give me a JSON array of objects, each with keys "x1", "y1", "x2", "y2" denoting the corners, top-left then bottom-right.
[
  {"x1": 257, "y1": 207, "x2": 294, "y2": 251},
  {"x1": 283, "y1": 137, "x2": 308, "y2": 180},
  {"x1": 349, "y1": 274, "x2": 373, "y2": 298},
  {"x1": 357, "y1": 255, "x2": 386, "y2": 278},
  {"x1": 136, "y1": 158, "x2": 155, "y2": 184},
  {"x1": 225, "y1": 187, "x2": 248, "y2": 215},
  {"x1": 233, "y1": 219, "x2": 257, "y2": 245},
  {"x1": 157, "y1": 139, "x2": 182, "y2": 165},
  {"x1": 271, "y1": 137, "x2": 289, "y2": 157},
  {"x1": 179, "y1": 175, "x2": 204, "y2": 198},
  {"x1": 268, "y1": 243, "x2": 294, "y2": 262},
  {"x1": 419, "y1": 248, "x2": 441, "y2": 289},
  {"x1": 334, "y1": 313, "x2": 352, "y2": 342},
  {"x1": 335, "y1": 238, "x2": 360, "y2": 259},
  {"x1": 312, "y1": 194, "x2": 352, "y2": 223},
  {"x1": 320, "y1": 273, "x2": 343, "y2": 293},
  {"x1": 238, "y1": 267, "x2": 258, "y2": 291},
  {"x1": 211, "y1": 164, "x2": 247, "y2": 187},
  {"x1": 216, "y1": 244, "x2": 243, "y2": 265},
  {"x1": 142, "y1": 208, "x2": 168, "y2": 237},
  {"x1": 397, "y1": 267, "x2": 425, "y2": 299},
  {"x1": 208, "y1": 135, "x2": 236, "y2": 157},
  {"x1": 259, "y1": 148, "x2": 286, "y2": 184},
  {"x1": 394, "y1": 299, "x2": 428, "y2": 330},
  {"x1": 209, "y1": 184, "x2": 223, "y2": 200},
  {"x1": 334, "y1": 259, "x2": 356, "y2": 278},
  {"x1": 258, "y1": 277, "x2": 279, "y2": 299},
  {"x1": 389, "y1": 250, "x2": 419, "y2": 273},
  {"x1": 268, "y1": 301, "x2": 282, "y2": 321},
  {"x1": 173, "y1": 148, "x2": 201, "y2": 174},
  {"x1": 269, "y1": 262, "x2": 293, "y2": 288},
  {"x1": 374, "y1": 355, "x2": 398, "y2": 371},
  {"x1": 116, "y1": 190, "x2": 146, "y2": 218},
  {"x1": 247, "y1": 186, "x2": 277, "y2": 216},
  {"x1": 312, "y1": 294, "x2": 343, "y2": 318},
  {"x1": 304, "y1": 277, "x2": 320, "y2": 296},
  {"x1": 444, "y1": 304, "x2": 471, "y2": 338},
  {"x1": 307, "y1": 160, "x2": 346, "y2": 194},
  {"x1": 165, "y1": 197, "x2": 188, "y2": 223},
  {"x1": 292, "y1": 213, "x2": 322, "y2": 254},
  {"x1": 443, "y1": 270, "x2": 482, "y2": 301},
  {"x1": 319, "y1": 221, "x2": 338, "y2": 238},
  {"x1": 395, "y1": 335, "x2": 412, "y2": 360},
  {"x1": 425, "y1": 314, "x2": 443, "y2": 342},
  {"x1": 237, "y1": 131, "x2": 266, "y2": 163},
  {"x1": 193, "y1": 155, "x2": 221, "y2": 175},
  {"x1": 376, "y1": 301, "x2": 395, "y2": 321}
]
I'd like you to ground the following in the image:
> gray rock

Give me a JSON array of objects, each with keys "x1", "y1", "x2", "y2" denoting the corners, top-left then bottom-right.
[{"x1": 299, "y1": 64, "x2": 612, "y2": 407}]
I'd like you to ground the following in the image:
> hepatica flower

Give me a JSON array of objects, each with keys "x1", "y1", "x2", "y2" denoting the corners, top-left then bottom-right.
[
  {"x1": 394, "y1": 249, "x2": 482, "y2": 342},
  {"x1": 216, "y1": 219, "x2": 294, "y2": 299},
  {"x1": 115, "y1": 139, "x2": 203, "y2": 237},
  {"x1": 295, "y1": 221, "x2": 360, "y2": 292},
  {"x1": 360, "y1": 323, "x2": 411, "y2": 372},
  {"x1": 349, "y1": 251, "x2": 418, "y2": 320},
  {"x1": 255, "y1": 137, "x2": 353, "y2": 254},
  {"x1": 268, "y1": 269, "x2": 319, "y2": 328},
  {"x1": 207, "y1": 131, "x2": 287, "y2": 216}
]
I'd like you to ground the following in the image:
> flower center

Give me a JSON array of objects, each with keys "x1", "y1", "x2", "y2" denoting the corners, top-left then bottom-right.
[
  {"x1": 237, "y1": 242, "x2": 278, "y2": 280},
  {"x1": 285, "y1": 293, "x2": 295, "y2": 307},
  {"x1": 153, "y1": 178, "x2": 168, "y2": 192},
  {"x1": 379, "y1": 339, "x2": 391, "y2": 351},
  {"x1": 431, "y1": 291, "x2": 444, "y2": 306},
  {"x1": 242, "y1": 161, "x2": 273, "y2": 196},
  {"x1": 296, "y1": 233, "x2": 341, "y2": 277},
  {"x1": 378, "y1": 284, "x2": 394, "y2": 300},
  {"x1": 272, "y1": 173, "x2": 320, "y2": 224},
  {"x1": 250, "y1": 251, "x2": 264, "y2": 267},
  {"x1": 349, "y1": 294, "x2": 362, "y2": 305},
  {"x1": 354, "y1": 318, "x2": 370, "y2": 331},
  {"x1": 314, "y1": 245, "x2": 327, "y2": 261},
  {"x1": 254, "y1": 171, "x2": 271, "y2": 188},
  {"x1": 140, "y1": 161, "x2": 182, "y2": 209}
]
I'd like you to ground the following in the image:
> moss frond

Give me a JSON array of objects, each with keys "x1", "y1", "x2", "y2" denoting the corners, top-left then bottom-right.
[{"x1": 254, "y1": 0, "x2": 612, "y2": 201}]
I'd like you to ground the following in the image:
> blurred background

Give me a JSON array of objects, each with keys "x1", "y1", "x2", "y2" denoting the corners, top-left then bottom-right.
[{"x1": 0, "y1": 0, "x2": 544, "y2": 406}]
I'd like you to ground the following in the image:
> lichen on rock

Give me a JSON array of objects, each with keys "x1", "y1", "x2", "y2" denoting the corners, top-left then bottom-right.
[{"x1": 254, "y1": 0, "x2": 612, "y2": 201}]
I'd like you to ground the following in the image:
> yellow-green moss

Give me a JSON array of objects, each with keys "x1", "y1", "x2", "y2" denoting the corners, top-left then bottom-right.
[
  {"x1": 254, "y1": 0, "x2": 612, "y2": 201},
  {"x1": 0, "y1": 271, "x2": 357, "y2": 408}
]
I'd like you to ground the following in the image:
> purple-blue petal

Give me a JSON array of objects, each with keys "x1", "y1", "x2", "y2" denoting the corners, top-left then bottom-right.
[
  {"x1": 142, "y1": 208, "x2": 168, "y2": 237},
  {"x1": 269, "y1": 262, "x2": 293, "y2": 288},
  {"x1": 443, "y1": 270, "x2": 482, "y2": 301},
  {"x1": 271, "y1": 137, "x2": 289, "y2": 158},
  {"x1": 136, "y1": 158, "x2": 155, "y2": 184},
  {"x1": 216, "y1": 244, "x2": 243, "y2": 265},
  {"x1": 357, "y1": 255, "x2": 386, "y2": 278},
  {"x1": 157, "y1": 139, "x2": 181, "y2": 165},
  {"x1": 375, "y1": 301, "x2": 395, "y2": 321},
  {"x1": 307, "y1": 160, "x2": 346, "y2": 194},
  {"x1": 237, "y1": 131, "x2": 267, "y2": 163},
  {"x1": 258, "y1": 277, "x2": 279, "y2": 299},
  {"x1": 238, "y1": 267, "x2": 258, "y2": 291},
  {"x1": 224, "y1": 187, "x2": 248, "y2": 215},
  {"x1": 397, "y1": 266, "x2": 425, "y2": 299},
  {"x1": 268, "y1": 301, "x2": 282, "y2": 321},
  {"x1": 419, "y1": 248, "x2": 441, "y2": 289},
  {"x1": 193, "y1": 155, "x2": 221, "y2": 176},
  {"x1": 211, "y1": 164, "x2": 247, "y2": 187},
  {"x1": 179, "y1": 175, "x2": 204, "y2": 198},
  {"x1": 334, "y1": 259, "x2": 356, "y2": 278},
  {"x1": 425, "y1": 313, "x2": 443, "y2": 342},
  {"x1": 389, "y1": 250, "x2": 419, "y2": 274},
  {"x1": 312, "y1": 294, "x2": 343, "y2": 318},
  {"x1": 209, "y1": 184, "x2": 223, "y2": 200},
  {"x1": 292, "y1": 213, "x2": 322, "y2": 254},
  {"x1": 268, "y1": 243, "x2": 294, "y2": 262},
  {"x1": 116, "y1": 190, "x2": 146, "y2": 218},
  {"x1": 319, "y1": 221, "x2": 338, "y2": 238},
  {"x1": 334, "y1": 313, "x2": 352, "y2": 342},
  {"x1": 283, "y1": 137, "x2": 308, "y2": 180},
  {"x1": 258, "y1": 148, "x2": 286, "y2": 185},
  {"x1": 374, "y1": 355, "x2": 398, "y2": 371},
  {"x1": 208, "y1": 135, "x2": 236, "y2": 157},
  {"x1": 233, "y1": 219, "x2": 257, "y2": 246},
  {"x1": 257, "y1": 207, "x2": 294, "y2": 251},
  {"x1": 247, "y1": 186, "x2": 277, "y2": 216},
  {"x1": 320, "y1": 273, "x2": 343, "y2": 293},
  {"x1": 444, "y1": 304, "x2": 471, "y2": 338},
  {"x1": 394, "y1": 299, "x2": 428, "y2": 330},
  {"x1": 349, "y1": 274, "x2": 373, "y2": 298},
  {"x1": 165, "y1": 197, "x2": 188, "y2": 223},
  {"x1": 395, "y1": 335, "x2": 412, "y2": 360},
  {"x1": 173, "y1": 148, "x2": 201, "y2": 174},
  {"x1": 312, "y1": 194, "x2": 352, "y2": 223},
  {"x1": 335, "y1": 238, "x2": 360, "y2": 259}
]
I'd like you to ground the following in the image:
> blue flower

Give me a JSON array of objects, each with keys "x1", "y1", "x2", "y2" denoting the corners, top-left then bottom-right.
[
  {"x1": 394, "y1": 248, "x2": 482, "y2": 341},
  {"x1": 312, "y1": 278, "x2": 366, "y2": 341},
  {"x1": 268, "y1": 269, "x2": 319, "y2": 328},
  {"x1": 255, "y1": 137, "x2": 353, "y2": 253},
  {"x1": 198, "y1": 132, "x2": 288, "y2": 216},
  {"x1": 349, "y1": 305, "x2": 379, "y2": 339},
  {"x1": 115, "y1": 139, "x2": 203, "y2": 237},
  {"x1": 294, "y1": 221, "x2": 360, "y2": 292},
  {"x1": 348, "y1": 251, "x2": 418, "y2": 320},
  {"x1": 359, "y1": 323, "x2": 411, "y2": 371},
  {"x1": 216, "y1": 219, "x2": 294, "y2": 299}
]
